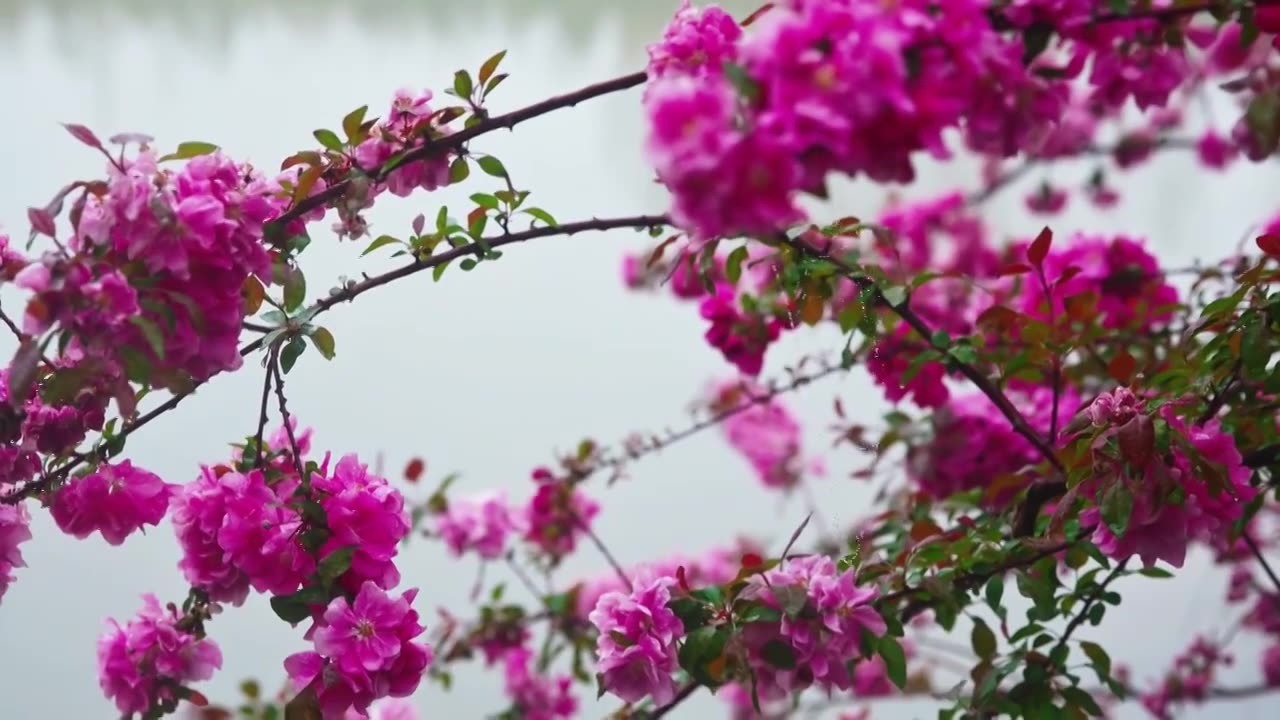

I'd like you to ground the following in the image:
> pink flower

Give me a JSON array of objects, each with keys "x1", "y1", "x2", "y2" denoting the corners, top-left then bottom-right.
[
  {"x1": 170, "y1": 466, "x2": 253, "y2": 605},
  {"x1": 502, "y1": 645, "x2": 578, "y2": 720},
  {"x1": 1082, "y1": 406, "x2": 1256, "y2": 569},
  {"x1": 699, "y1": 283, "x2": 789, "y2": 376},
  {"x1": 646, "y1": 1, "x2": 742, "y2": 81},
  {"x1": 589, "y1": 573, "x2": 685, "y2": 705},
  {"x1": 743, "y1": 555, "x2": 887, "y2": 699},
  {"x1": 214, "y1": 470, "x2": 313, "y2": 596},
  {"x1": 343, "y1": 698, "x2": 418, "y2": 720},
  {"x1": 97, "y1": 594, "x2": 223, "y2": 716},
  {"x1": 521, "y1": 476, "x2": 599, "y2": 560},
  {"x1": 1264, "y1": 643, "x2": 1280, "y2": 687},
  {"x1": 1086, "y1": 387, "x2": 1142, "y2": 427},
  {"x1": 313, "y1": 454, "x2": 412, "y2": 593},
  {"x1": 1025, "y1": 184, "x2": 1069, "y2": 215},
  {"x1": 51, "y1": 460, "x2": 176, "y2": 546},
  {"x1": 867, "y1": 324, "x2": 950, "y2": 409},
  {"x1": 712, "y1": 379, "x2": 807, "y2": 489},
  {"x1": 0, "y1": 502, "x2": 32, "y2": 605},
  {"x1": 1196, "y1": 131, "x2": 1238, "y2": 170},
  {"x1": 285, "y1": 581, "x2": 432, "y2": 720},
  {"x1": 909, "y1": 386, "x2": 1080, "y2": 504},
  {"x1": 435, "y1": 492, "x2": 516, "y2": 560}
]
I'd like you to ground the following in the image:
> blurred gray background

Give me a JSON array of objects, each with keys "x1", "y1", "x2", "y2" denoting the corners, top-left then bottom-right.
[{"x1": 1, "y1": 0, "x2": 1279, "y2": 717}]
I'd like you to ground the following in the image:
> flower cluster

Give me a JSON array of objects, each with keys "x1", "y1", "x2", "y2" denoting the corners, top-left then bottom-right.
[
  {"x1": 434, "y1": 491, "x2": 518, "y2": 560},
  {"x1": 573, "y1": 542, "x2": 758, "y2": 619},
  {"x1": 741, "y1": 555, "x2": 888, "y2": 699},
  {"x1": 0, "y1": 502, "x2": 32, "y2": 605},
  {"x1": 908, "y1": 385, "x2": 1080, "y2": 504},
  {"x1": 709, "y1": 378, "x2": 813, "y2": 490},
  {"x1": 51, "y1": 460, "x2": 177, "y2": 546},
  {"x1": 97, "y1": 595, "x2": 223, "y2": 716},
  {"x1": 1139, "y1": 637, "x2": 1232, "y2": 720},
  {"x1": 1079, "y1": 393, "x2": 1255, "y2": 569},
  {"x1": 521, "y1": 469, "x2": 600, "y2": 561},
  {"x1": 285, "y1": 581, "x2": 432, "y2": 720},
  {"x1": 500, "y1": 645, "x2": 578, "y2": 720},
  {"x1": 589, "y1": 572, "x2": 686, "y2": 705},
  {"x1": 353, "y1": 90, "x2": 453, "y2": 200}
]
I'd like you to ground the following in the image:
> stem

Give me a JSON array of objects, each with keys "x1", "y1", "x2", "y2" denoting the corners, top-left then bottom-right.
[
  {"x1": 1051, "y1": 560, "x2": 1128, "y2": 659},
  {"x1": 252, "y1": 355, "x2": 275, "y2": 470},
  {"x1": 578, "y1": 514, "x2": 632, "y2": 592},
  {"x1": 644, "y1": 681, "x2": 701, "y2": 719},
  {"x1": 268, "y1": 72, "x2": 648, "y2": 231},
  {"x1": 270, "y1": 353, "x2": 307, "y2": 480},
  {"x1": 1244, "y1": 533, "x2": 1280, "y2": 595}
]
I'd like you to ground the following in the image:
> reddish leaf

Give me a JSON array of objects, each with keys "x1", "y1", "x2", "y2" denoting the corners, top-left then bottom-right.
[
  {"x1": 404, "y1": 458, "x2": 426, "y2": 483},
  {"x1": 647, "y1": 235, "x2": 681, "y2": 269},
  {"x1": 1027, "y1": 226, "x2": 1053, "y2": 267},
  {"x1": 27, "y1": 207, "x2": 56, "y2": 237},
  {"x1": 1054, "y1": 265, "x2": 1083, "y2": 287},
  {"x1": 1116, "y1": 414, "x2": 1155, "y2": 468},
  {"x1": 997, "y1": 262, "x2": 1033, "y2": 277},
  {"x1": 6, "y1": 340, "x2": 42, "y2": 407},
  {"x1": 676, "y1": 565, "x2": 691, "y2": 593},
  {"x1": 1107, "y1": 351, "x2": 1137, "y2": 383},
  {"x1": 1257, "y1": 233, "x2": 1280, "y2": 258},
  {"x1": 187, "y1": 690, "x2": 209, "y2": 707},
  {"x1": 976, "y1": 305, "x2": 1022, "y2": 334},
  {"x1": 909, "y1": 519, "x2": 943, "y2": 543},
  {"x1": 62, "y1": 123, "x2": 103, "y2": 150},
  {"x1": 741, "y1": 552, "x2": 763, "y2": 569}
]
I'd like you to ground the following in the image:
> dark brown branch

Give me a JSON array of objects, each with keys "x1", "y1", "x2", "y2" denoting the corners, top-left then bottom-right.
[
  {"x1": 268, "y1": 72, "x2": 648, "y2": 231},
  {"x1": 1, "y1": 214, "x2": 668, "y2": 505},
  {"x1": 252, "y1": 353, "x2": 275, "y2": 470},
  {"x1": 1243, "y1": 533, "x2": 1280, "y2": 596},
  {"x1": 1051, "y1": 559, "x2": 1128, "y2": 660},
  {"x1": 270, "y1": 350, "x2": 307, "y2": 481},
  {"x1": 643, "y1": 681, "x2": 702, "y2": 719}
]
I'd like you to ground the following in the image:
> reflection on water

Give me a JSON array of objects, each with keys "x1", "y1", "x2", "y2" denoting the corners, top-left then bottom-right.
[{"x1": 0, "y1": 0, "x2": 755, "y2": 61}]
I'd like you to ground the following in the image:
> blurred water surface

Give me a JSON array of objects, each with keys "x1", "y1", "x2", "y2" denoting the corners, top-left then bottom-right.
[{"x1": 0, "y1": 1, "x2": 1278, "y2": 718}]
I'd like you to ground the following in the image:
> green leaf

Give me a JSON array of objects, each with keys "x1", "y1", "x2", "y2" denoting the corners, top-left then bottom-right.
[
  {"x1": 881, "y1": 285, "x2": 907, "y2": 308},
  {"x1": 1061, "y1": 687, "x2": 1104, "y2": 717},
  {"x1": 1138, "y1": 567, "x2": 1173, "y2": 579},
  {"x1": 773, "y1": 584, "x2": 808, "y2": 616},
  {"x1": 269, "y1": 593, "x2": 312, "y2": 625},
  {"x1": 690, "y1": 586, "x2": 724, "y2": 605},
  {"x1": 725, "y1": 246, "x2": 749, "y2": 285},
  {"x1": 971, "y1": 619, "x2": 997, "y2": 660},
  {"x1": 433, "y1": 261, "x2": 450, "y2": 281},
  {"x1": 477, "y1": 155, "x2": 507, "y2": 178},
  {"x1": 449, "y1": 157, "x2": 470, "y2": 184},
  {"x1": 522, "y1": 207, "x2": 557, "y2": 227},
  {"x1": 158, "y1": 141, "x2": 219, "y2": 162},
  {"x1": 129, "y1": 316, "x2": 166, "y2": 359},
  {"x1": 1080, "y1": 641, "x2": 1112, "y2": 682},
  {"x1": 308, "y1": 327, "x2": 336, "y2": 360},
  {"x1": 363, "y1": 235, "x2": 402, "y2": 257},
  {"x1": 470, "y1": 193, "x2": 500, "y2": 210},
  {"x1": 479, "y1": 50, "x2": 507, "y2": 85},
  {"x1": 761, "y1": 639, "x2": 797, "y2": 669},
  {"x1": 677, "y1": 625, "x2": 731, "y2": 688},
  {"x1": 312, "y1": 129, "x2": 344, "y2": 152},
  {"x1": 460, "y1": 258, "x2": 478, "y2": 271},
  {"x1": 877, "y1": 635, "x2": 907, "y2": 689},
  {"x1": 722, "y1": 62, "x2": 761, "y2": 102},
  {"x1": 739, "y1": 604, "x2": 782, "y2": 624},
  {"x1": 453, "y1": 70, "x2": 474, "y2": 99},
  {"x1": 1022, "y1": 21, "x2": 1055, "y2": 66},
  {"x1": 284, "y1": 267, "x2": 306, "y2": 312},
  {"x1": 342, "y1": 105, "x2": 369, "y2": 141},
  {"x1": 1100, "y1": 483, "x2": 1133, "y2": 539},
  {"x1": 317, "y1": 546, "x2": 355, "y2": 587},
  {"x1": 667, "y1": 597, "x2": 713, "y2": 631},
  {"x1": 280, "y1": 336, "x2": 306, "y2": 373}
]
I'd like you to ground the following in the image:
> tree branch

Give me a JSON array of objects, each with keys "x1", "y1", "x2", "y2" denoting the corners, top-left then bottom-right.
[
  {"x1": 1051, "y1": 559, "x2": 1128, "y2": 660},
  {"x1": 1, "y1": 214, "x2": 668, "y2": 505},
  {"x1": 268, "y1": 72, "x2": 647, "y2": 231},
  {"x1": 1244, "y1": 533, "x2": 1280, "y2": 595},
  {"x1": 252, "y1": 354, "x2": 275, "y2": 470}
]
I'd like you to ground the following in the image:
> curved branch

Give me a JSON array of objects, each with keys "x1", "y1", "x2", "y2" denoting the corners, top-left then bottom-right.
[{"x1": 1, "y1": 214, "x2": 669, "y2": 505}]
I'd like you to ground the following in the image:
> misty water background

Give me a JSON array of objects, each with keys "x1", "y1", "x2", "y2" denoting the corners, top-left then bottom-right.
[{"x1": 1, "y1": 1, "x2": 1279, "y2": 717}]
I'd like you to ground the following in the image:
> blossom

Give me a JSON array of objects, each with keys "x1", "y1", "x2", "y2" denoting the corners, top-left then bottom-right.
[
  {"x1": 97, "y1": 595, "x2": 223, "y2": 716},
  {"x1": 742, "y1": 555, "x2": 887, "y2": 698},
  {"x1": 1011, "y1": 233, "x2": 1179, "y2": 332},
  {"x1": 435, "y1": 492, "x2": 516, "y2": 560},
  {"x1": 867, "y1": 324, "x2": 950, "y2": 409},
  {"x1": 1264, "y1": 643, "x2": 1280, "y2": 687},
  {"x1": 353, "y1": 89, "x2": 452, "y2": 199},
  {"x1": 712, "y1": 379, "x2": 806, "y2": 489},
  {"x1": 502, "y1": 645, "x2": 578, "y2": 720},
  {"x1": 521, "y1": 475, "x2": 599, "y2": 560},
  {"x1": 590, "y1": 573, "x2": 685, "y2": 705},
  {"x1": 285, "y1": 582, "x2": 432, "y2": 720},
  {"x1": 313, "y1": 454, "x2": 412, "y2": 593},
  {"x1": 1025, "y1": 184, "x2": 1069, "y2": 215},
  {"x1": 1086, "y1": 387, "x2": 1142, "y2": 427},
  {"x1": 343, "y1": 698, "x2": 418, "y2": 720},
  {"x1": 646, "y1": 0, "x2": 742, "y2": 81},
  {"x1": 0, "y1": 502, "x2": 32, "y2": 604},
  {"x1": 1196, "y1": 131, "x2": 1238, "y2": 170},
  {"x1": 214, "y1": 470, "x2": 312, "y2": 596},
  {"x1": 170, "y1": 466, "x2": 254, "y2": 605},
  {"x1": 699, "y1": 283, "x2": 789, "y2": 376},
  {"x1": 1082, "y1": 405, "x2": 1256, "y2": 569},
  {"x1": 51, "y1": 460, "x2": 176, "y2": 546}
]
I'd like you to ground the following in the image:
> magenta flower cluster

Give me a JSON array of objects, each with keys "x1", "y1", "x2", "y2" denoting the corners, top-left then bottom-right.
[
  {"x1": 98, "y1": 595, "x2": 223, "y2": 716},
  {"x1": 589, "y1": 572, "x2": 686, "y2": 705}
]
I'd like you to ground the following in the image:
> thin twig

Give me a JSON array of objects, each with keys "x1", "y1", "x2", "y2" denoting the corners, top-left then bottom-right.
[
  {"x1": 1051, "y1": 560, "x2": 1128, "y2": 660},
  {"x1": 643, "y1": 681, "x2": 701, "y2": 719},
  {"x1": 1243, "y1": 533, "x2": 1280, "y2": 595},
  {"x1": 252, "y1": 354, "x2": 275, "y2": 469},
  {"x1": 269, "y1": 350, "x2": 306, "y2": 480},
  {"x1": 577, "y1": 514, "x2": 632, "y2": 592}
]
